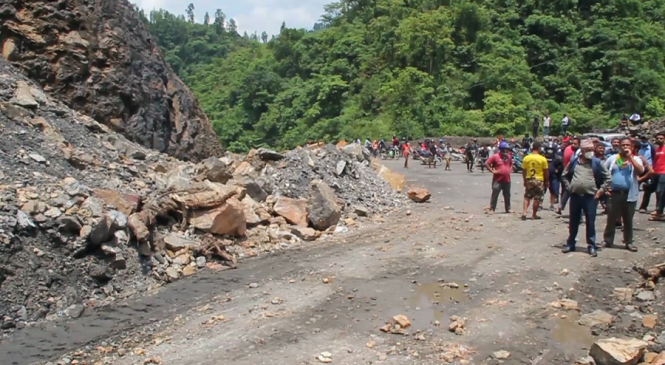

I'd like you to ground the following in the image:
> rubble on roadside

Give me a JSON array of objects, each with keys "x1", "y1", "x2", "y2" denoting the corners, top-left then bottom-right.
[{"x1": 0, "y1": 60, "x2": 408, "y2": 331}]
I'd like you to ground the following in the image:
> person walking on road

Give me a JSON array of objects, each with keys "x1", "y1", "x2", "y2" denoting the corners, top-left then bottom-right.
[
  {"x1": 532, "y1": 115, "x2": 540, "y2": 139},
  {"x1": 402, "y1": 141, "x2": 411, "y2": 168},
  {"x1": 465, "y1": 139, "x2": 478, "y2": 172},
  {"x1": 521, "y1": 141, "x2": 549, "y2": 220},
  {"x1": 561, "y1": 139, "x2": 610, "y2": 257},
  {"x1": 478, "y1": 146, "x2": 489, "y2": 173},
  {"x1": 544, "y1": 143, "x2": 563, "y2": 211},
  {"x1": 486, "y1": 141, "x2": 513, "y2": 214},
  {"x1": 650, "y1": 131, "x2": 665, "y2": 221},
  {"x1": 602, "y1": 137, "x2": 644, "y2": 252}
]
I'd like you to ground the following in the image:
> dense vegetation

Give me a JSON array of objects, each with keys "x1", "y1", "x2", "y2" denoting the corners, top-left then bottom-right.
[{"x1": 139, "y1": 0, "x2": 665, "y2": 152}]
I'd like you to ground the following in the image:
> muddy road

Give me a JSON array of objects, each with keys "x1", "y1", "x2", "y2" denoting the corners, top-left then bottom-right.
[{"x1": 1, "y1": 159, "x2": 663, "y2": 365}]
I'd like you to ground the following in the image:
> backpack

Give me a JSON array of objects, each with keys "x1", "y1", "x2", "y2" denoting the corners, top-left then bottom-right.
[{"x1": 566, "y1": 156, "x2": 604, "y2": 189}]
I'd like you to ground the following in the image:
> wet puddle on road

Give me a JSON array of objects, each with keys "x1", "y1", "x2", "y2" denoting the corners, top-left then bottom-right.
[
  {"x1": 551, "y1": 313, "x2": 595, "y2": 347},
  {"x1": 408, "y1": 283, "x2": 470, "y2": 321}
]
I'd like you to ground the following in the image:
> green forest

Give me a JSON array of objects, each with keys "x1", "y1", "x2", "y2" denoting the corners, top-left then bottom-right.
[{"x1": 137, "y1": 0, "x2": 665, "y2": 152}]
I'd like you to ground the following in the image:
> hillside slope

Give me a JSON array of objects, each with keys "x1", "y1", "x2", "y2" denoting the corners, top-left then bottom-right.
[{"x1": 0, "y1": 0, "x2": 222, "y2": 161}]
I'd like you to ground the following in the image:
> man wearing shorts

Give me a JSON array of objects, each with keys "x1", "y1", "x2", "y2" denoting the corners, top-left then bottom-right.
[
  {"x1": 544, "y1": 144, "x2": 562, "y2": 211},
  {"x1": 521, "y1": 141, "x2": 549, "y2": 220},
  {"x1": 427, "y1": 140, "x2": 437, "y2": 168}
]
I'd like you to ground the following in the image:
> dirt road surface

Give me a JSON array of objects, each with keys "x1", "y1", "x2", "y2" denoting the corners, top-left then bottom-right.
[{"x1": 1, "y1": 159, "x2": 663, "y2": 365}]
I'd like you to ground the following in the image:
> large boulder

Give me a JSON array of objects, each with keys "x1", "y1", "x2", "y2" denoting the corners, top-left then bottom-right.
[
  {"x1": 0, "y1": 0, "x2": 222, "y2": 161},
  {"x1": 273, "y1": 197, "x2": 308, "y2": 227},
  {"x1": 307, "y1": 180, "x2": 341, "y2": 231},
  {"x1": 241, "y1": 195, "x2": 263, "y2": 227},
  {"x1": 257, "y1": 148, "x2": 284, "y2": 161},
  {"x1": 589, "y1": 338, "x2": 647, "y2": 365},
  {"x1": 189, "y1": 197, "x2": 246, "y2": 236},
  {"x1": 408, "y1": 187, "x2": 431, "y2": 203},
  {"x1": 228, "y1": 176, "x2": 268, "y2": 202},
  {"x1": 197, "y1": 157, "x2": 232, "y2": 184},
  {"x1": 341, "y1": 143, "x2": 369, "y2": 162},
  {"x1": 93, "y1": 189, "x2": 140, "y2": 216}
]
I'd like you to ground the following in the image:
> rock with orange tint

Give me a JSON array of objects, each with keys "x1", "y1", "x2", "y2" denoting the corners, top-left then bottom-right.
[
  {"x1": 189, "y1": 197, "x2": 246, "y2": 236},
  {"x1": 407, "y1": 187, "x2": 431, "y2": 203},
  {"x1": 273, "y1": 197, "x2": 308, "y2": 227}
]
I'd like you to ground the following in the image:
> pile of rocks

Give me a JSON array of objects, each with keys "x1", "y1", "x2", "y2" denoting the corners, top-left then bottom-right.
[{"x1": 0, "y1": 59, "x2": 407, "y2": 331}]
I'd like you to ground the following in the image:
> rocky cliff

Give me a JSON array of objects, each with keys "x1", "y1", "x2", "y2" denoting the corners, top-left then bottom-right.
[{"x1": 0, "y1": 0, "x2": 222, "y2": 162}]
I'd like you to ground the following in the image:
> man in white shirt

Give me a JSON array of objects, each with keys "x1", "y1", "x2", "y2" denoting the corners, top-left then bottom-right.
[
  {"x1": 561, "y1": 114, "x2": 570, "y2": 136},
  {"x1": 543, "y1": 115, "x2": 551, "y2": 136},
  {"x1": 630, "y1": 113, "x2": 642, "y2": 125}
]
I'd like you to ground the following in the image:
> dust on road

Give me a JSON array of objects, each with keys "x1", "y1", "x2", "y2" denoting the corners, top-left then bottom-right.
[{"x1": 1, "y1": 159, "x2": 663, "y2": 365}]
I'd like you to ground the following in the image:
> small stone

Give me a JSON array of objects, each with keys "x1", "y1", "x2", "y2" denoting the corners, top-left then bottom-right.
[
  {"x1": 44, "y1": 207, "x2": 61, "y2": 218},
  {"x1": 68, "y1": 305, "x2": 85, "y2": 319},
  {"x1": 335, "y1": 160, "x2": 347, "y2": 176},
  {"x1": 393, "y1": 314, "x2": 411, "y2": 328},
  {"x1": 249, "y1": 283, "x2": 259, "y2": 288},
  {"x1": 549, "y1": 299, "x2": 579, "y2": 310},
  {"x1": 560, "y1": 269, "x2": 570, "y2": 276},
  {"x1": 406, "y1": 210, "x2": 411, "y2": 216},
  {"x1": 366, "y1": 340, "x2": 376, "y2": 348},
  {"x1": 322, "y1": 277, "x2": 332, "y2": 284},
  {"x1": 493, "y1": 350, "x2": 510, "y2": 359},
  {"x1": 29, "y1": 153, "x2": 46, "y2": 163},
  {"x1": 643, "y1": 314, "x2": 658, "y2": 329},
  {"x1": 196, "y1": 256, "x2": 206, "y2": 268},
  {"x1": 182, "y1": 266, "x2": 196, "y2": 276},
  {"x1": 579, "y1": 310, "x2": 614, "y2": 327},
  {"x1": 636, "y1": 291, "x2": 655, "y2": 302},
  {"x1": 165, "y1": 267, "x2": 179, "y2": 281}
]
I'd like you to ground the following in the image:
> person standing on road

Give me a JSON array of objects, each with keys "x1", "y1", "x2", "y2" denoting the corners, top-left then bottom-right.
[
  {"x1": 544, "y1": 144, "x2": 563, "y2": 211},
  {"x1": 532, "y1": 116, "x2": 540, "y2": 139},
  {"x1": 521, "y1": 141, "x2": 549, "y2": 220},
  {"x1": 486, "y1": 141, "x2": 513, "y2": 214},
  {"x1": 543, "y1": 114, "x2": 551, "y2": 136},
  {"x1": 561, "y1": 114, "x2": 570, "y2": 136},
  {"x1": 649, "y1": 131, "x2": 665, "y2": 221},
  {"x1": 639, "y1": 135, "x2": 657, "y2": 213},
  {"x1": 427, "y1": 140, "x2": 437, "y2": 169},
  {"x1": 557, "y1": 137, "x2": 581, "y2": 215},
  {"x1": 402, "y1": 141, "x2": 411, "y2": 168},
  {"x1": 478, "y1": 146, "x2": 489, "y2": 173},
  {"x1": 442, "y1": 143, "x2": 452, "y2": 171},
  {"x1": 561, "y1": 139, "x2": 610, "y2": 257},
  {"x1": 602, "y1": 137, "x2": 644, "y2": 252}
]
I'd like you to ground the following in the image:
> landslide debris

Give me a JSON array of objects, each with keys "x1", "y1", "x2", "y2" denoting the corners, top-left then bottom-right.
[
  {"x1": 0, "y1": 0, "x2": 222, "y2": 162},
  {"x1": 0, "y1": 59, "x2": 406, "y2": 332}
]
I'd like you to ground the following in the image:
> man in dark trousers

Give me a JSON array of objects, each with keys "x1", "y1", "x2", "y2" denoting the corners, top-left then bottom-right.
[
  {"x1": 532, "y1": 115, "x2": 540, "y2": 139},
  {"x1": 561, "y1": 139, "x2": 610, "y2": 257}
]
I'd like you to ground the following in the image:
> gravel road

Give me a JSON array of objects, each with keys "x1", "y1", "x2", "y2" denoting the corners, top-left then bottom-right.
[{"x1": 1, "y1": 158, "x2": 663, "y2": 365}]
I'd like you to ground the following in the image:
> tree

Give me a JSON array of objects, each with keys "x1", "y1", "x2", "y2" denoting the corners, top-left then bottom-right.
[
  {"x1": 203, "y1": 11, "x2": 210, "y2": 25},
  {"x1": 227, "y1": 18, "x2": 238, "y2": 35},
  {"x1": 146, "y1": 0, "x2": 665, "y2": 153},
  {"x1": 185, "y1": 3, "x2": 195, "y2": 23},
  {"x1": 214, "y1": 9, "x2": 226, "y2": 34}
]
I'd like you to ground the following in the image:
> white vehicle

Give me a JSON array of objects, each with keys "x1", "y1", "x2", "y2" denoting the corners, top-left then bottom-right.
[{"x1": 582, "y1": 133, "x2": 626, "y2": 142}]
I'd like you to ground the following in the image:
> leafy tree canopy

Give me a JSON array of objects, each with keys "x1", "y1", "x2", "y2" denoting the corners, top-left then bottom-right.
[{"x1": 139, "y1": 0, "x2": 665, "y2": 152}]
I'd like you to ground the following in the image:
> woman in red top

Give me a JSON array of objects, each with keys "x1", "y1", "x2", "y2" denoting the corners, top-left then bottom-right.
[{"x1": 402, "y1": 142, "x2": 411, "y2": 168}]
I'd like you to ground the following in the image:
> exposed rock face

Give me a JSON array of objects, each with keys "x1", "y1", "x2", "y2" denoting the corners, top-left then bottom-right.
[{"x1": 0, "y1": 0, "x2": 222, "y2": 162}]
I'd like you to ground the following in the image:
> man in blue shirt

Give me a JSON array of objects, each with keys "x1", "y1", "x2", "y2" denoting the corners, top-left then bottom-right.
[{"x1": 603, "y1": 137, "x2": 645, "y2": 252}]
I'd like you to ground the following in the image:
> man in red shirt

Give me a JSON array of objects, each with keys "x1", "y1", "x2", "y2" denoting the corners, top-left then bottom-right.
[
  {"x1": 486, "y1": 141, "x2": 513, "y2": 213},
  {"x1": 557, "y1": 137, "x2": 580, "y2": 214},
  {"x1": 650, "y1": 131, "x2": 665, "y2": 220}
]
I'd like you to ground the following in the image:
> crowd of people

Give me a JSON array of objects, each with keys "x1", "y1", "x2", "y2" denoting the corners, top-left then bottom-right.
[
  {"x1": 486, "y1": 131, "x2": 665, "y2": 257},
  {"x1": 389, "y1": 127, "x2": 665, "y2": 258}
]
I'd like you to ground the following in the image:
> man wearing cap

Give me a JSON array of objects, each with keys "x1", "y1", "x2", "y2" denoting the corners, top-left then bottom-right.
[
  {"x1": 557, "y1": 137, "x2": 581, "y2": 214},
  {"x1": 486, "y1": 141, "x2": 513, "y2": 213},
  {"x1": 562, "y1": 138, "x2": 611, "y2": 257}
]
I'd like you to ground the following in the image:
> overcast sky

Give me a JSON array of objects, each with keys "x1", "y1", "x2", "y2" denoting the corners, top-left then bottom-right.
[{"x1": 134, "y1": 0, "x2": 330, "y2": 35}]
